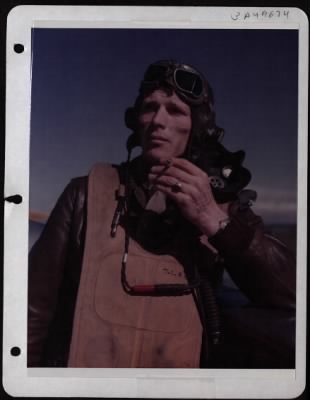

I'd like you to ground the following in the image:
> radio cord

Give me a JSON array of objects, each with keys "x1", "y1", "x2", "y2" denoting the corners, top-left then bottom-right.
[{"x1": 111, "y1": 150, "x2": 222, "y2": 362}]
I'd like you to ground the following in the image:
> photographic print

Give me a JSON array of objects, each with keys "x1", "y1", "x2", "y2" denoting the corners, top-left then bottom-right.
[{"x1": 3, "y1": 6, "x2": 308, "y2": 398}]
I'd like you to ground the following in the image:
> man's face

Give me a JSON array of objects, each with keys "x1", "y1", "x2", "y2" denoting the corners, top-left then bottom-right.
[{"x1": 138, "y1": 89, "x2": 192, "y2": 164}]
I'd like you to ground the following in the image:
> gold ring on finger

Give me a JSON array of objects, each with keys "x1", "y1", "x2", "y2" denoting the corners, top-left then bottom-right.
[{"x1": 172, "y1": 181, "x2": 183, "y2": 193}]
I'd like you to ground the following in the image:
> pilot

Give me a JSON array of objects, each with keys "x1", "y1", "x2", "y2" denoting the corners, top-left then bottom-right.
[{"x1": 28, "y1": 60, "x2": 296, "y2": 368}]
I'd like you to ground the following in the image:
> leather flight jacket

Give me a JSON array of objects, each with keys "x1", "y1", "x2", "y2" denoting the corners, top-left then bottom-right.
[{"x1": 28, "y1": 161, "x2": 296, "y2": 368}]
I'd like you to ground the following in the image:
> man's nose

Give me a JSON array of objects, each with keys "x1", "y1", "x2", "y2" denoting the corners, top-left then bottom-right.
[{"x1": 152, "y1": 106, "x2": 168, "y2": 127}]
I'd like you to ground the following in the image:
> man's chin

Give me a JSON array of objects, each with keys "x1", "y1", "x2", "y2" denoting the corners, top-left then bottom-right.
[{"x1": 142, "y1": 149, "x2": 170, "y2": 165}]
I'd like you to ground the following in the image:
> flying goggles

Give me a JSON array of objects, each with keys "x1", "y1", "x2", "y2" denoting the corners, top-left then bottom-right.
[{"x1": 141, "y1": 60, "x2": 209, "y2": 105}]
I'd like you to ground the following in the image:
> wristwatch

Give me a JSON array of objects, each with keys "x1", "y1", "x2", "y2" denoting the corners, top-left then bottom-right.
[{"x1": 217, "y1": 217, "x2": 231, "y2": 233}]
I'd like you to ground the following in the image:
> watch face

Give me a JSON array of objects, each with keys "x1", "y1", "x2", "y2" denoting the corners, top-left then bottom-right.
[{"x1": 219, "y1": 218, "x2": 230, "y2": 231}]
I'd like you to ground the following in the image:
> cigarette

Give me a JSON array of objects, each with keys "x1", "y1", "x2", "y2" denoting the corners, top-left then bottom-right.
[{"x1": 147, "y1": 159, "x2": 172, "y2": 191}]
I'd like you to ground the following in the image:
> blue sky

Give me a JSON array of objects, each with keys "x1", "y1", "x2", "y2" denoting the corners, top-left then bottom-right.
[{"x1": 29, "y1": 28, "x2": 298, "y2": 224}]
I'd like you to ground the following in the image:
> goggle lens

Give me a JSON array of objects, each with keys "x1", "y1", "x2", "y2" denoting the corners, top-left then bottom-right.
[
  {"x1": 143, "y1": 63, "x2": 204, "y2": 100},
  {"x1": 174, "y1": 69, "x2": 203, "y2": 97}
]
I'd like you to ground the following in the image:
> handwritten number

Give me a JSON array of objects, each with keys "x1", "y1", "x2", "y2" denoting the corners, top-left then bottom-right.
[
  {"x1": 231, "y1": 12, "x2": 240, "y2": 21},
  {"x1": 231, "y1": 9, "x2": 289, "y2": 21},
  {"x1": 244, "y1": 12, "x2": 250, "y2": 20}
]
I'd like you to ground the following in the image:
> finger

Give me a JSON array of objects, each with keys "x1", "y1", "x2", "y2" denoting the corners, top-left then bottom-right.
[
  {"x1": 148, "y1": 172, "x2": 187, "y2": 186},
  {"x1": 149, "y1": 159, "x2": 173, "y2": 172},
  {"x1": 148, "y1": 160, "x2": 174, "y2": 181},
  {"x1": 151, "y1": 157, "x2": 202, "y2": 175},
  {"x1": 154, "y1": 183, "x2": 192, "y2": 204},
  {"x1": 150, "y1": 166, "x2": 192, "y2": 183},
  {"x1": 150, "y1": 174, "x2": 184, "y2": 190},
  {"x1": 151, "y1": 159, "x2": 208, "y2": 183},
  {"x1": 149, "y1": 165, "x2": 206, "y2": 189},
  {"x1": 151, "y1": 157, "x2": 200, "y2": 173},
  {"x1": 152, "y1": 177, "x2": 199, "y2": 199}
]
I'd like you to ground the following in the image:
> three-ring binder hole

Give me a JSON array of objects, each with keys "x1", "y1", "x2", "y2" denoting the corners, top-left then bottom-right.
[
  {"x1": 10, "y1": 347, "x2": 21, "y2": 356},
  {"x1": 4, "y1": 195, "x2": 23, "y2": 204},
  {"x1": 14, "y1": 44, "x2": 24, "y2": 54}
]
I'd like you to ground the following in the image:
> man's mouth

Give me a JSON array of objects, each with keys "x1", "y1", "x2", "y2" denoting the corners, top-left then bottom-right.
[{"x1": 148, "y1": 136, "x2": 169, "y2": 144}]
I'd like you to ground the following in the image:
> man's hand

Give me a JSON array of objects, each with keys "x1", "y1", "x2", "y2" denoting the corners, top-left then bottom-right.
[{"x1": 148, "y1": 158, "x2": 230, "y2": 237}]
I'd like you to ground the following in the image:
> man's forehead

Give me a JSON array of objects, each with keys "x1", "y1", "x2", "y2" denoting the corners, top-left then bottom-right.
[{"x1": 142, "y1": 89, "x2": 190, "y2": 108}]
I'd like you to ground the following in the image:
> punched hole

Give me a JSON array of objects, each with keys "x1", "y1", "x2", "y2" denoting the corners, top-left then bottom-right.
[
  {"x1": 4, "y1": 195, "x2": 23, "y2": 204},
  {"x1": 14, "y1": 44, "x2": 24, "y2": 54},
  {"x1": 10, "y1": 347, "x2": 21, "y2": 356}
]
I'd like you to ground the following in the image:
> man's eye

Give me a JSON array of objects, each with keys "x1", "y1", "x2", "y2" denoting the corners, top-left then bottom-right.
[
  {"x1": 168, "y1": 105, "x2": 186, "y2": 115},
  {"x1": 141, "y1": 103, "x2": 157, "y2": 113}
]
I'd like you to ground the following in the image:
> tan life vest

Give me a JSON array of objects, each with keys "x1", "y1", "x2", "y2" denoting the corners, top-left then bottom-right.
[{"x1": 68, "y1": 163, "x2": 203, "y2": 368}]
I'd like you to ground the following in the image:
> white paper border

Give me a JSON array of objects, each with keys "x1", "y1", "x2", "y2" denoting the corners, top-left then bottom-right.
[{"x1": 3, "y1": 5, "x2": 308, "y2": 398}]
